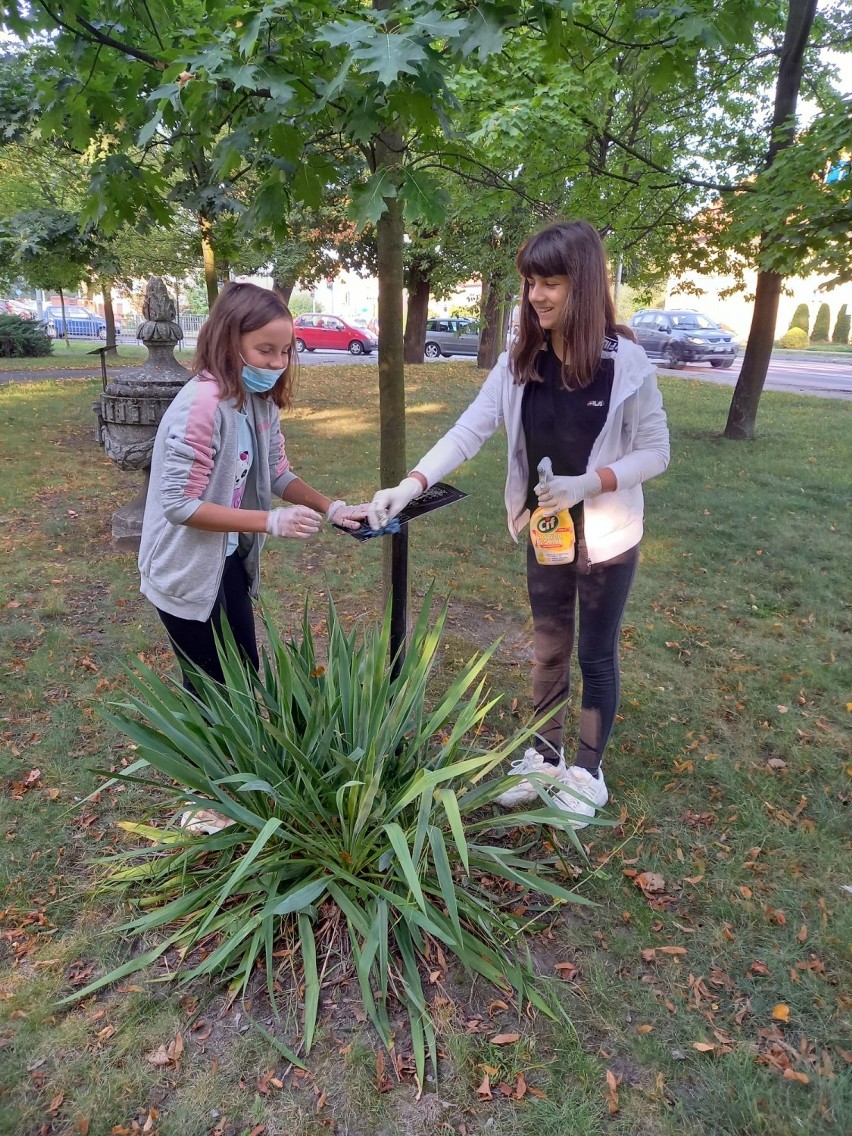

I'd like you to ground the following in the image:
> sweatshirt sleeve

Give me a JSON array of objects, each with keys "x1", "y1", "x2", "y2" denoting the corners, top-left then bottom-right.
[
  {"x1": 158, "y1": 380, "x2": 221, "y2": 525},
  {"x1": 414, "y1": 356, "x2": 507, "y2": 487},
  {"x1": 268, "y1": 409, "x2": 298, "y2": 498},
  {"x1": 607, "y1": 364, "x2": 670, "y2": 490}
]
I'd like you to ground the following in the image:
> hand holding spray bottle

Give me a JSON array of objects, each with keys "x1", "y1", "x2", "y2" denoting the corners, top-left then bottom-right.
[{"x1": 530, "y1": 457, "x2": 576, "y2": 565}]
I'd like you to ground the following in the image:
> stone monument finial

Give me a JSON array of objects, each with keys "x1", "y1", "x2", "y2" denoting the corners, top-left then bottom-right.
[{"x1": 96, "y1": 276, "x2": 190, "y2": 549}]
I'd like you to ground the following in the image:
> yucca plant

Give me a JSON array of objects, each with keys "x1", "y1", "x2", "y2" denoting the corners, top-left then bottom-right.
[{"x1": 73, "y1": 598, "x2": 607, "y2": 1087}]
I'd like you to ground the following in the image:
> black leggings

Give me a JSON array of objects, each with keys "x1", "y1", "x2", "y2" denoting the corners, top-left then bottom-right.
[
  {"x1": 526, "y1": 539, "x2": 639, "y2": 772},
  {"x1": 156, "y1": 553, "x2": 259, "y2": 690}
]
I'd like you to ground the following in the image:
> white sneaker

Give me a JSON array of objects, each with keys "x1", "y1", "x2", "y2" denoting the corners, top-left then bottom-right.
[
  {"x1": 552, "y1": 767, "x2": 608, "y2": 828},
  {"x1": 496, "y1": 747, "x2": 567, "y2": 808}
]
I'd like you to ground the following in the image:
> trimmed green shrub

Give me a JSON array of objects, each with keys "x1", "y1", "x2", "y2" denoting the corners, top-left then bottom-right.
[
  {"x1": 70, "y1": 599, "x2": 596, "y2": 1083},
  {"x1": 779, "y1": 326, "x2": 808, "y2": 349},
  {"x1": 0, "y1": 314, "x2": 53, "y2": 358},
  {"x1": 831, "y1": 304, "x2": 850, "y2": 345},
  {"x1": 788, "y1": 303, "x2": 810, "y2": 334},
  {"x1": 810, "y1": 303, "x2": 831, "y2": 343}
]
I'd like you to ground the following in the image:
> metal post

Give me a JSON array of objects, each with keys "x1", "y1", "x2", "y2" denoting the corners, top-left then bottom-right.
[{"x1": 389, "y1": 526, "x2": 409, "y2": 680}]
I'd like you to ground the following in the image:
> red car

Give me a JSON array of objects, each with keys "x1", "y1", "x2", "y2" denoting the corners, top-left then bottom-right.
[{"x1": 293, "y1": 314, "x2": 377, "y2": 355}]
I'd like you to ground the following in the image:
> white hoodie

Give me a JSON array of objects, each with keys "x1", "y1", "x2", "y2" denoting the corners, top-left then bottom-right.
[{"x1": 414, "y1": 336, "x2": 670, "y2": 565}]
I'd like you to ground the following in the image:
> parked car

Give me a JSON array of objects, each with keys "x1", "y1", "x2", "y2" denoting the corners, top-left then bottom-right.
[
  {"x1": 423, "y1": 317, "x2": 480, "y2": 358},
  {"x1": 1, "y1": 298, "x2": 35, "y2": 319},
  {"x1": 44, "y1": 304, "x2": 120, "y2": 339},
  {"x1": 629, "y1": 309, "x2": 737, "y2": 369},
  {"x1": 293, "y1": 314, "x2": 377, "y2": 355}
]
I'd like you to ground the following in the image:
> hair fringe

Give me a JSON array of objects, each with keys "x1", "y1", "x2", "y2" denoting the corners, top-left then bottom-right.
[{"x1": 510, "y1": 221, "x2": 634, "y2": 388}]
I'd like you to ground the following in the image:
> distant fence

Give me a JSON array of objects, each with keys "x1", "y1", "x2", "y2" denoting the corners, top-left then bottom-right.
[
  {"x1": 127, "y1": 313, "x2": 207, "y2": 342},
  {"x1": 177, "y1": 314, "x2": 208, "y2": 337}
]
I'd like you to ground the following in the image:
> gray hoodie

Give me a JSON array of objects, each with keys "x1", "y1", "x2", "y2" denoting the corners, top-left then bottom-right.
[{"x1": 139, "y1": 373, "x2": 297, "y2": 620}]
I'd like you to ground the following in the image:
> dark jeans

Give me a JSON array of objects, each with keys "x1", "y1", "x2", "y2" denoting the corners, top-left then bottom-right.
[
  {"x1": 156, "y1": 552, "x2": 259, "y2": 691},
  {"x1": 526, "y1": 539, "x2": 639, "y2": 771}
]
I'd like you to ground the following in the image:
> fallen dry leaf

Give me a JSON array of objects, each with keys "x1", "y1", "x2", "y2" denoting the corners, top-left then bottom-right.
[
  {"x1": 634, "y1": 871, "x2": 666, "y2": 895},
  {"x1": 490, "y1": 1032, "x2": 521, "y2": 1045},
  {"x1": 782, "y1": 1068, "x2": 809, "y2": 1084},
  {"x1": 145, "y1": 1033, "x2": 183, "y2": 1068},
  {"x1": 555, "y1": 961, "x2": 579, "y2": 981},
  {"x1": 692, "y1": 1042, "x2": 716, "y2": 1052},
  {"x1": 476, "y1": 1074, "x2": 493, "y2": 1100},
  {"x1": 145, "y1": 1046, "x2": 173, "y2": 1067},
  {"x1": 771, "y1": 1004, "x2": 791, "y2": 1023},
  {"x1": 605, "y1": 1068, "x2": 620, "y2": 1115}
]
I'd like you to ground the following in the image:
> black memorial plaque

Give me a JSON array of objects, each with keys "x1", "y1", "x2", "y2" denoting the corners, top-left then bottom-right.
[{"x1": 339, "y1": 482, "x2": 467, "y2": 541}]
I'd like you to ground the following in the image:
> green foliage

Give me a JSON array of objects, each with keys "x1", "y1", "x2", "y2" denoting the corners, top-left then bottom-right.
[
  {"x1": 181, "y1": 281, "x2": 211, "y2": 315},
  {"x1": 77, "y1": 598, "x2": 597, "y2": 1085},
  {"x1": 0, "y1": 313, "x2": 52, "y2": 357},
  {"x1": 778, "y1": 326, "x2": 808, "y2": 349},
  {"x1": 288, "y1": 291, "x2": 320, "y2": 317},
  {"x1": 788, "y1": 303, "x2": 810, "y2": 333},
  {"x1": 810, "y1": 302, "x2": 831, "y2": 343},
  {"x1": 831, "y1": 303, "x2": 850, "y2": 345},
  {"x1": 0, "y1": 207, "x2": 92, "y2": 294}
]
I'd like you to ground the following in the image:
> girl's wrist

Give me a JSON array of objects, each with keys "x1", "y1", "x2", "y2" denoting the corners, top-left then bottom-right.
[{"x1": 407, "y1": 470, "x2": 427, "y2": 491}]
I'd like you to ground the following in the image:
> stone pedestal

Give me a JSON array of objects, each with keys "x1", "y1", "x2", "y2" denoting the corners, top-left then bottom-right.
[{"x1": 97, "y1": 278, "x2": 189, "y2": 550}]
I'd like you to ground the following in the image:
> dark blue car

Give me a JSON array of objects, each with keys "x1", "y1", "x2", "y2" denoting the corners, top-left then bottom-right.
[{"x1": 44, "y1": 304, "x2": 120, "y2": 339}]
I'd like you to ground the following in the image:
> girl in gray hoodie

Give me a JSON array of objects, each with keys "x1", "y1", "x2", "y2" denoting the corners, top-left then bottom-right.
[{"x1": 139, "y1": 282, "x2": 367, "y2": 688}]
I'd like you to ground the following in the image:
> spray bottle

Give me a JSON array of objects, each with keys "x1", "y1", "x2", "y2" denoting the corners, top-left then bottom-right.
[{"x1": 529, "y1": 457, "x2": 576, "y2": 565}]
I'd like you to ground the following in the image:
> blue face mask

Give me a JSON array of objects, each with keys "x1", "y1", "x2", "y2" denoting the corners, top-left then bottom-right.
[{"x1": 240, "y1": 358, "x2": 285, "y2": 393}]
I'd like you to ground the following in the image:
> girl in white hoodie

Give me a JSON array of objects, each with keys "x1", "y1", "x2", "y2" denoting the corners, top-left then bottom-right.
[{"x1": 369, "y1": 221, "x2": 670, "y2": 825}]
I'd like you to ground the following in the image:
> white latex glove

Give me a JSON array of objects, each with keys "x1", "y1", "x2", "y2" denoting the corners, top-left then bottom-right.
[
  {"x1": 326, "y1": 500, "x2": 370, "y2": 531},
  {"x1": 265, "y1": 504, "x2": 323, "y2": 539},
  {"x1": 368, "y1": 476, "x2": 424, "y2": 530},
  {"x1": 535, "y1": 471, "x2": 602, "y2": 512}
]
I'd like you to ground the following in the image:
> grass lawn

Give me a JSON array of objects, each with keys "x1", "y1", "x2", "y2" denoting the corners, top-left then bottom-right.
[
  {"x1": 0, "y1": 365, "x2": 849, "y2": 1136},
  {"x1": 0, "y1": 342, "x2": 196, "y2": 371}
]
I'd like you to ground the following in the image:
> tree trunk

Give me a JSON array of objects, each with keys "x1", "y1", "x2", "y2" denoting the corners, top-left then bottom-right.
[
  {"x1": 477, "y1": 275, "x2": 503, "y2": 370},
  {"x1": 272, "y1": 278, "x2": 295, "y2": 307},
  {"x1": 373, "y1": 135, "x2": 407, "y2": 613},
  {"x1": 403, "y1": 266, "x2": 430, "y2": 363},
  {"x1": 199, "y1": 212, "x2": 218, "y2": 310},
  {"x1": 724, "y1": 272, "x2": 783, "y2": 439},
  {"x1": 724, "y1": 0, "x2": 817, "y2": 440},
  {"x1": 101, "y1": 277, "x2": 118, "y2": 355}
]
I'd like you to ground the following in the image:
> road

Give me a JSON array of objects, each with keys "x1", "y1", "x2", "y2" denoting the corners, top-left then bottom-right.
[
  {"x1": 294, "y1": 348, "x2": 852, "y2": 400},
  {"x1": 653, "y1": 354, "x2": 852, "y2": 401},
  {"x1": 2, "y1": 348, "x2": 851, "y2": 400}
]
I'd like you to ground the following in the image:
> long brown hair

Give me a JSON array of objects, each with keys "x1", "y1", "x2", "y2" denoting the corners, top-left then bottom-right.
[
  {"x1": 510, "y1": 220, "x2": 633, "y2": 389},
  {"x1": 192, "y1": 282, "x2": 297, "y2": 410}
]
